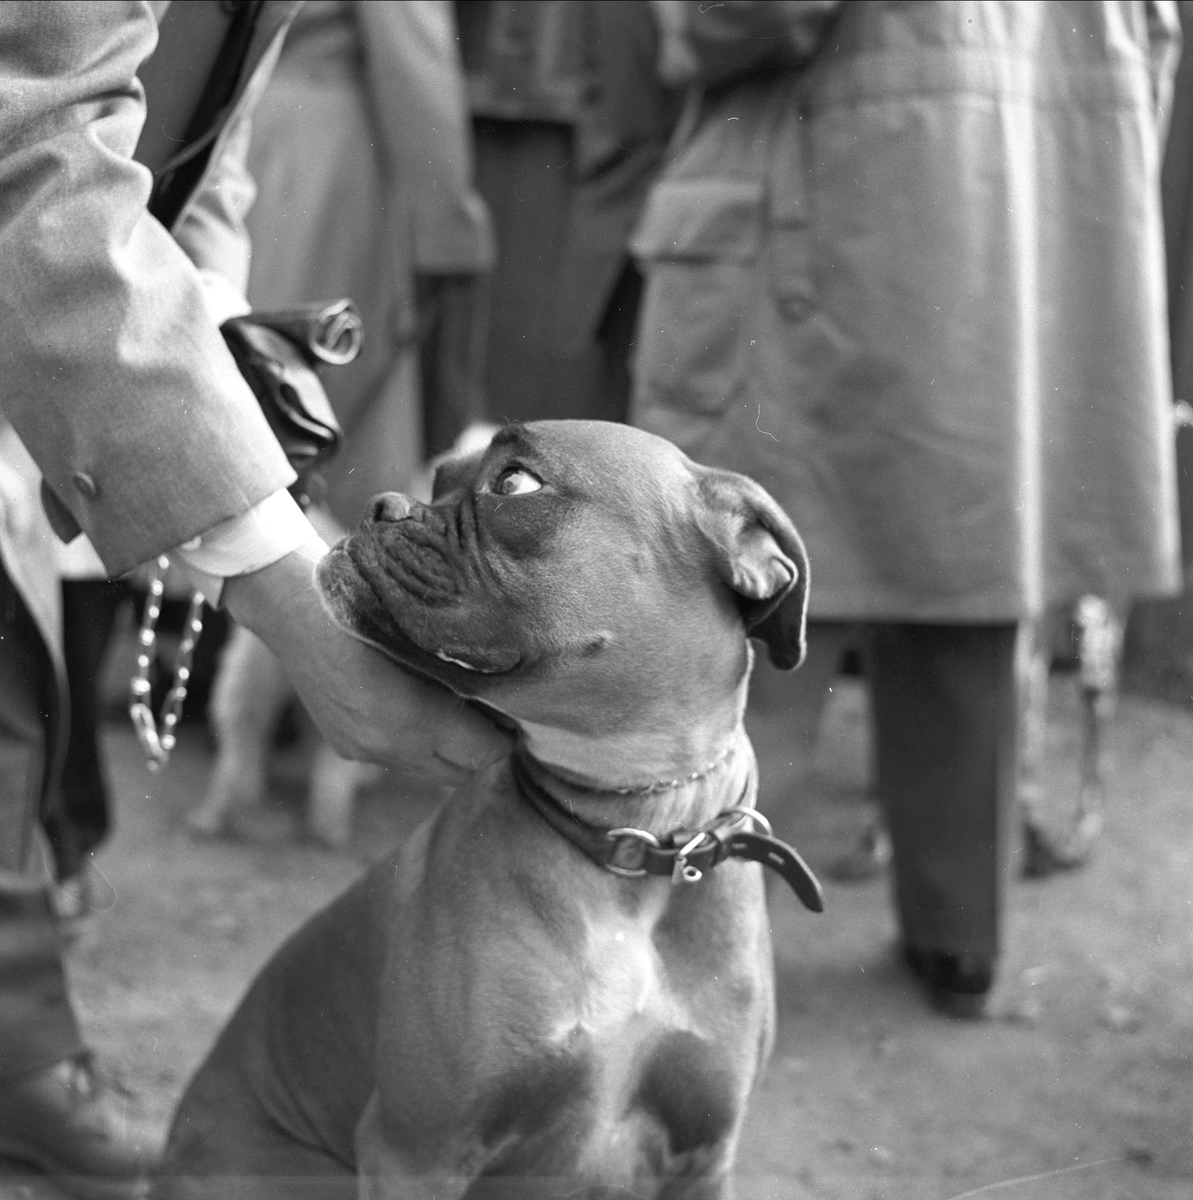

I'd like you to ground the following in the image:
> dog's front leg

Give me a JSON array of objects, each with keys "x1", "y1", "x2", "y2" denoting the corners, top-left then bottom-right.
[
  {"x1": 355, "y1": 1089, "x2": 476, "y2": 1200},
  {"x1": 660, "y1": 1175, "x2": 735, "y2": 1200}
]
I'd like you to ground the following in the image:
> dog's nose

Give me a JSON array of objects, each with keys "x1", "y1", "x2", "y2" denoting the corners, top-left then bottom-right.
[{"x1": 369, "y1": 492, "x2": 416, "y2": 523}]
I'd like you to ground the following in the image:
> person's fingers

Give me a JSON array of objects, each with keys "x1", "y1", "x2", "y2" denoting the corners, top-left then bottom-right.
[
  {"x1": 350, "y1": 667, "x2": 513, "y2": 782},
  {"x1": 285, "y1": 641, "x2": 510, "y2": 784},
  {"x1": 426, "y1": 695, "x2": 514, "y2": 776},
  {"x1": 224, "y1": 547, "x2": 515, "y2": 785}
]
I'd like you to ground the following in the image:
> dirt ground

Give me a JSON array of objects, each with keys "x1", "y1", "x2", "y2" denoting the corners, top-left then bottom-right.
[{"x1": 3, "y1": 655, "x2": 1192, "y2": 1199}]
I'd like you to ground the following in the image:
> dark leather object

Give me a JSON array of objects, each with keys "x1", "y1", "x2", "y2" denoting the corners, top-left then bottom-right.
[
  {"x1": 512, "y1": 748, "x2": 825, "y2": 913},
  {"x1": 219, "y1": 301, "x2": 363, "y2": 478}
]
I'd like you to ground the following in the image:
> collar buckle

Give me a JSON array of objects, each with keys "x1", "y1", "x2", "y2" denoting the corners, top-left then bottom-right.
[
  {"x1": 672, "y1": 830, "x2": 711, "y2": 884},
  {"x1": 512, "y1": 748, "x2": 825, "y2": 912},
  {"x1": 603, "y1": 827, "x2": 661, "y2": 877}
]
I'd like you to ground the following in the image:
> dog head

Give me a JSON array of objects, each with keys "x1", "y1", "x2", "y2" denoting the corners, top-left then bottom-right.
[{"x1": 317, "y1": 421, "x2": 807, "y2": 737}]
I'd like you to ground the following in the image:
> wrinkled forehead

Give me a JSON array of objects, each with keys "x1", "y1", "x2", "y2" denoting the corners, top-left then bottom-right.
[
  {"x1": 491, "y1": 420, "x2": 691, "y2": 483},
  {"x1": 428, "y1": 421, "x2": 700, "y2": 526}
]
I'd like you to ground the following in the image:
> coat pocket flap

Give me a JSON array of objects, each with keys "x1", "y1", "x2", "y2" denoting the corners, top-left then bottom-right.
[{"x1": 631, "y1": 178, "x2": 765, "y2": 263}]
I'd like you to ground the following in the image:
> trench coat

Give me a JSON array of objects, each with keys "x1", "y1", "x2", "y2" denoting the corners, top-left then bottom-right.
[
  {"x1": 244, "y1": 0, "x2": 493, "y2": 526},
  {"x1": 631, "y1": 0, "x2": 1183, "y2": 622}
]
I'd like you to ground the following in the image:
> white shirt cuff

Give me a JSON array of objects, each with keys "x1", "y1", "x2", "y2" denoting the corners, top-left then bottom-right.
[
  {"x1": 195, "y1": 268, "x2": 253, "y2": 327},
  {"x1": 173, "y1": 490, "x2": 326, "y2": 605}
]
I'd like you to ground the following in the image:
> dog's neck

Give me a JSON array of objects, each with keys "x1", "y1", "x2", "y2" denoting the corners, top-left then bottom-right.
[{"x1": 508, "y1": 669, "x2": 756, "y2": 834}]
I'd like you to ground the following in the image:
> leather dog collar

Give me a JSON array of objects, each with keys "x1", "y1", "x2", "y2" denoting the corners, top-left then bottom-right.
[{"x1": 511, "y1": 748, "x2": 824, "y2": 913}]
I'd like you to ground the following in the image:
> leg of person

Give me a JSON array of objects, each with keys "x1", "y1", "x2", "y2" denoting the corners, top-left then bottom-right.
[
  {"x1": 1018, "y1": 614, "x2": 1063, "y2": 877},
  {"x1": 0, "y1": 560, "x2": 154, "y2": 1194},
  {"x1": 539, "y1": 258, "x2": 645, "y2": 426},
  {"x1": 42, "y1": 578, "x2": 129, "y2": 916},
  {"x1": 866, "y1": 622, "x2": 1019, "y2": 1018},
  {"x1": 593, "y1": 260, "x2": 645, "y2": 425},
  {"x1": 746, "y1": 620, "x2": 862, "y2": 846},
  {"x1": 830, "y1": 642, "x2": 894, "y2": 883}
]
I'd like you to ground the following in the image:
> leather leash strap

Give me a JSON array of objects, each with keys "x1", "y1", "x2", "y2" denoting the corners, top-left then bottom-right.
[{"x1": 511, "y1": 750, "x2": 824, "y2": 913}]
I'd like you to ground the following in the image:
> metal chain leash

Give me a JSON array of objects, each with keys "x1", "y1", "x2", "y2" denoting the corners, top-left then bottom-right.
[{"x1": 128, "y1": 555, "x2": 206, "y2": 771}]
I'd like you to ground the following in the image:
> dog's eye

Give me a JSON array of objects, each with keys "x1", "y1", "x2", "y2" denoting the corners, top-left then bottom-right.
[{"x1": 491, "y1": 467, "x2": 543, "y2": 497}]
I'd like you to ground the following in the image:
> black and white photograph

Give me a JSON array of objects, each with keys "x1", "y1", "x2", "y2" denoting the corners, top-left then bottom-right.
[{"x1": 0, "y1": 1, "x2": 1190, "y2": 1197}]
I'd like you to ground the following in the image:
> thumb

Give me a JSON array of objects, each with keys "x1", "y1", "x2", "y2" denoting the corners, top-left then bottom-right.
[{"x1": 431, "y1": 696, "x2": 516, "y2": 776}]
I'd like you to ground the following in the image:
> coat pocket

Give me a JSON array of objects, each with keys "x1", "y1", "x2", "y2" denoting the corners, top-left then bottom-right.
[{"x1": 630, "y1": 178, "x2": 764, "y2": 415}]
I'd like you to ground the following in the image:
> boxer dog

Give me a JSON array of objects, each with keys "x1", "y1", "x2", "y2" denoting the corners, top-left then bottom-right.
[{"x1": 159, "y1": 420, "x2": 820, "y2": 1199}]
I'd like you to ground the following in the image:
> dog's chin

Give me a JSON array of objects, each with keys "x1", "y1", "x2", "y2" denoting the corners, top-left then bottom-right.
[{"x1": 316, "y1": 547, "x2": 522, "y2": 691}]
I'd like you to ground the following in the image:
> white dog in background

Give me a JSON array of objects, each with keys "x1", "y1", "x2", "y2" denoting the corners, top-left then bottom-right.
[{"x1": 188, "y1": 424, "x2": 498, "y2": 847}]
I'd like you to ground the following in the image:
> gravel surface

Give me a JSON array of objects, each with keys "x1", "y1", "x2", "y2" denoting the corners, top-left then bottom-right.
[{"x1": 3, "y1": 670, "x2": 1190, "y2": 1199}]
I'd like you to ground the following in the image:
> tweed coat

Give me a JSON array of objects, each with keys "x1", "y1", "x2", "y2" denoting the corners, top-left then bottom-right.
[
  {"x1": 0, "y1": 0, "x2": 299, "y2": 578},
  {"x1": 631, "y1": 0, "x2": 1183, "y2": 621}
]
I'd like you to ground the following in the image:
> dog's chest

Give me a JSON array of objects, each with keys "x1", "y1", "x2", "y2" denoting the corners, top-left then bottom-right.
[
  {"x1": 542, "y1": 888, "x2": 756, "y2": 1093},
  {"x1": 553, "y1": 917, "x2": 668, "y2": 1041},
  {"x1": 496, "y1": 913, "x2": 746, "y2": 1181}
]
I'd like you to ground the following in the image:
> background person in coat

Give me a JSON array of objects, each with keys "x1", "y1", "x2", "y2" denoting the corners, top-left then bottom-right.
[
  {"x1": 246, "y1": 0, "x2": 494, "y2": 524},
  {"x1": 631, "y1": 0, "x2": 1183, "y2": 1016},
  {"x1": 456, "y1": 0, "x2": 680, "y2": 424},
  {"x1": 0, "y1": 2, "x2": 509, "y2": 1191},
  {"x1": 182, "y1": 0, "x2": 494, "y2": 842}
]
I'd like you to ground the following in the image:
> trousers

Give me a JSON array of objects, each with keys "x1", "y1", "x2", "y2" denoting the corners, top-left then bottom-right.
[
  {"x1": 867, "y1": 622, "x2": 1019, "y2": 958},
  {"x1": 0, "y1": 556, "x2": 82, "y2": 1080},
  {"x1": 756, "y1": 619, "x2": 1019, "y2": 959}
]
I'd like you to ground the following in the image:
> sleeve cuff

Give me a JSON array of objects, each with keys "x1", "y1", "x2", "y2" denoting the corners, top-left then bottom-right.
[
  {"x1": 194, "y1": 267, "x2": 252, "y2": 326},
  {"x1": 172, "y1": 489, "x2": 326, "y2": 606}
]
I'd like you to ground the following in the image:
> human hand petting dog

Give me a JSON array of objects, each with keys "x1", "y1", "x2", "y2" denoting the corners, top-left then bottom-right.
[{"x1": 221, "y1": 539, "x2": 514, "y2": 784}]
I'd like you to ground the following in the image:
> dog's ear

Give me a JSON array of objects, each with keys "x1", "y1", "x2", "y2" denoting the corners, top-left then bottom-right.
[{"x1": 697, "y1": 468, "x2": 809, "y2": 670}]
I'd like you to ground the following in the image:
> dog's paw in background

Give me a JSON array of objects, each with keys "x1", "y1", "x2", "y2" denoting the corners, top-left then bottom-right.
[
  {"x1": 187, "y1": 620, "x2": 289, "y2": 840},
  {"x1": 305, "y1": 747, "x2": 383, "y2": 848},
  {"x1": 192, "y1": 622, "x2": 382, "y2": 846}
]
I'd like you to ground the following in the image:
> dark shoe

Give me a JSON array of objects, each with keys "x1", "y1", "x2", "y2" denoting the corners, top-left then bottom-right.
[
  {"x1": 902, "y1": 944, "x2": 995, "y2": 1020},
  {"x1": 0, "y1": 1054, "x2": 157, "y2": 1198}
]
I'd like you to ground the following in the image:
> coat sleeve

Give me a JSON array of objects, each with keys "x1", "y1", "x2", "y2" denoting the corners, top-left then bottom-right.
[
  {"x1": 0, "y1": 1, "x2": 294, "y2": 576},
  {"x1": 652, "y1": 0, "x2": 842, "y2": 88},
  {"x1": 355, "y1": 0, "x2": 494, "y2": 276}
]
